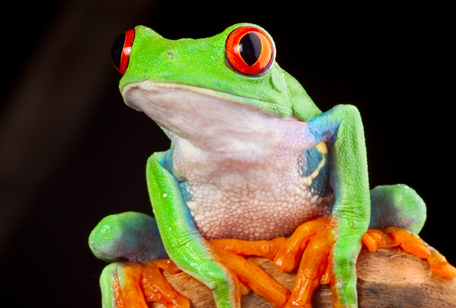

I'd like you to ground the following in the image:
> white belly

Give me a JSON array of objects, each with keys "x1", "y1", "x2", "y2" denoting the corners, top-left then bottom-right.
[{"x1": 177, "y1": 151, "x2": 334, "y2": 240}]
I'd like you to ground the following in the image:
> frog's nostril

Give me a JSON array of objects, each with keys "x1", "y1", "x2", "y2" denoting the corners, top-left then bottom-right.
[{"x1": 111, "y1": 29, "x2": 135, "y2": 75}]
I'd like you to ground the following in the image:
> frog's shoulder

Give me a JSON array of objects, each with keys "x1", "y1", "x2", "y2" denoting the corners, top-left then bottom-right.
[{"x1": 275, "y1": 64, "x2": 322, "y2": 122}]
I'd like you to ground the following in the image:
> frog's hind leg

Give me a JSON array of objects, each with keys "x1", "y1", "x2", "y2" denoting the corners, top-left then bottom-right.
[
  {"x1": 363, "y1": 184, "x2": 456, "y2": 278},
  {"x1": 368, "y1": 184, "x2": 426, "y2": 234},
  {"x1": 90, "y1": 212, "x2": 190, "y2": 308}
]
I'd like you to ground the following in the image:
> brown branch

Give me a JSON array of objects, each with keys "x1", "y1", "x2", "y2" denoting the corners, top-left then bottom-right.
[{"x1": 152, "y1": 248, "x2": 456, "y2": 308}]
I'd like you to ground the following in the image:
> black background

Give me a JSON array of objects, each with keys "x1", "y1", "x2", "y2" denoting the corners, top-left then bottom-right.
[{"x1": 0, "y1": 1, "x2": 453, "y2": 307}]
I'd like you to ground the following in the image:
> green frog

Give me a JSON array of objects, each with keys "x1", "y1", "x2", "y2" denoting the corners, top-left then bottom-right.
[{"x1": 89, "y1": 23, "x2": 455, "y2": 308}]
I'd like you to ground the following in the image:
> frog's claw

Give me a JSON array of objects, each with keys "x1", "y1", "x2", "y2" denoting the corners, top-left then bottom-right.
[
  {"x1": 362, "y1": 227, "x2": 456, "y2": 278},
  {"x1": 101, "y1": 259, "x2": 190, "y2": 308}
]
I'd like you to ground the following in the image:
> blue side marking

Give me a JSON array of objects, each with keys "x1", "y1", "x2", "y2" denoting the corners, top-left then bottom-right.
[
  {"x1": 299, "y1": 147, "x2": 333, "y2": 198},
  {"x1": 161, "y1": 147, "x2": 175, "y2": 175}
]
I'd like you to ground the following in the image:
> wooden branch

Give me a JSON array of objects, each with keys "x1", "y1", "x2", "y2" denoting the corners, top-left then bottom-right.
[{"x1": 152, "y1": 248, "x2": 456, "y2": 308}]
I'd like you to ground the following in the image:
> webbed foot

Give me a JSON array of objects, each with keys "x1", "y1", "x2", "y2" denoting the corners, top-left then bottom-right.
[
  {"x1": 101, "y1": 259, "x2": 190, "y2": 308},
  {"x1": 363, "y1": 227, "x2": 456, "y2": 278}
]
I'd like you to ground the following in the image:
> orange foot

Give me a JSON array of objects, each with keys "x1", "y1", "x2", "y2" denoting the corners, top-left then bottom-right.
[
  {"x1": 105, "y1": 259, "x2": 190, "y2": 308},
  {"x1": 214, "y1": 217, "x2": 333, "y2": 308},
  {"x1": 105, "y1": 224, "x2": 455, "y2": 308},
  {"x1": 211, "y1": 237, "x2": 291, "y2": 307},
  {"x1": 106, "y1": 238, "x2": 291, "y2": 308},
  {"x1": 362, "y1": 227, "x2": 456, "y2": 278},
  {"x1": 273, "y1": 217, "x2": 334, "y2": 307}
]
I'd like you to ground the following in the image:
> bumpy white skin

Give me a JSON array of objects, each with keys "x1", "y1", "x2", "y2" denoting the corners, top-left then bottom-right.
[{"x1": 124, "y1": 81, "x2": 334, "y2": 241}]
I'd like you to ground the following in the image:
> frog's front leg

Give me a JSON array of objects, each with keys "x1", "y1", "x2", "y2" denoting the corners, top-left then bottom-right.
[
  {"x1": 322, "y1": 105, "x2": 370, "y2": 308},
  {"x1": 282, "y1": 105, "x2": 370, "y2": 308},
  {"x1": 146, "y1": 152, "x2": 242, "y2": 308}
]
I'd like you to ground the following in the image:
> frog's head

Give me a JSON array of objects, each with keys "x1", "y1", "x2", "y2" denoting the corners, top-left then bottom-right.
[{"x1": 111, "y1": 23, "x2": 321, "y2": 138}]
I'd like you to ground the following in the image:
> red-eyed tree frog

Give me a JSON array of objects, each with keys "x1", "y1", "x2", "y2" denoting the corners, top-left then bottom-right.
[{"x1": 89, "y1": 23, "x2": 455, "y2": 308}]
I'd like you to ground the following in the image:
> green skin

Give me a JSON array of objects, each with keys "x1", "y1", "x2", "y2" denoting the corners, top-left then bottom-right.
[{"x1": 89, "y1": 23, "x2": 426, "y2": 308}]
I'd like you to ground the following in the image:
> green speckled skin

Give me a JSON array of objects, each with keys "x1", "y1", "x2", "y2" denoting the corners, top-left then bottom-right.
[
  {"x1": 146, "y1": 152, "x2": 236, "y2": 307},
  {"x1": 120, "y1": 24, "x2": 321, "y2": 121},
  {"x1": 370, "y1": 184, "x2": 426, "y2": 234},
  {"x1": 89, "y1": 212, "x2": 167, "y2": 263},
  {"x1": 90, "y1": 23, "x2": 428, "y2": 308},
  {"x1": 309, "y1": 105, "x2": 370, "y2": 306}
]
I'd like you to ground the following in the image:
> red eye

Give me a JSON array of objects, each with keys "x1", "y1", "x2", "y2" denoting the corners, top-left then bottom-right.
[
  {"x1": 111, "y1": 29, "x2": 135, "y2": 75},
  {"x1": 225, "y1": 26, "x2": 274, "y2": 76}
]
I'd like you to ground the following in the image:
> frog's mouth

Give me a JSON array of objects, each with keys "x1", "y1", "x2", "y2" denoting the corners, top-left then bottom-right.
[{"x1": 122, "y1": 80, "x2": 286, "y2": 143}]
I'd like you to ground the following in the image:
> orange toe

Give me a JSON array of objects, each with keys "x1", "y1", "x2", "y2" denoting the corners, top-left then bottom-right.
[
  {"x1": 362, "y1": 229, "x2": 398, "y2": 252},
  {"x1": 150, "y1": 258, "x2": 182, "y2": 274},
  {"x1": 363, "y1": 227, "x2": 455, "y2": 279},
  {"x1": 141, "y1": 260, "x2": 190, "y2": 308},
  {"x1": 362, "y1": 227, "x2": 430, "y2": 258},
  {"x1": 285, "y1": 227, "x2": 333, "y2": 308},
  {"x1": 120, "y1": 263, "x2": 149, "y2": 308},
  {"x1": 113, "y1": 260, "x2": 189, "y2": 308},
  {"x1": 211, "y1": 236, "x2": 287, "y2": 260},
  {"x1": 274, "y1": 217, "x2": 330, "y2": 272},
  {"x1": 427, "y1": 248, "x2": 456, "y2": 278},
  {"x1": 212, "y1": 246, "x2": 291, "y2": 308},
  {"x1": 385, "y1": 227, "x2": 431, "y2": 258}
]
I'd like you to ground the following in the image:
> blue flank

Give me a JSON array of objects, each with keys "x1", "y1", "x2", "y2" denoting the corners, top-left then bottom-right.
[{"x1": 300, "y1": 147, "x2": 333, "y2": 199}]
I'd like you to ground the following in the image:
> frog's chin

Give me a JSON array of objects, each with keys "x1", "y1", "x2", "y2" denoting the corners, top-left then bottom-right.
[
  {"x1": 121, "y1": 80, "x2": 291, "y2": 145},
  {"x1": 122, "y1": 80, "x2": 271, "y2": 113}
]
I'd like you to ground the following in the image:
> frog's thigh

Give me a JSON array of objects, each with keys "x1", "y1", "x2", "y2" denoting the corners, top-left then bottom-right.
[
  {"x1": 89, "y1": 211, "x2": 168, "y2": 263},
  {"x1": 369, "y1": 184, "x2": 426, "y2": 234}
]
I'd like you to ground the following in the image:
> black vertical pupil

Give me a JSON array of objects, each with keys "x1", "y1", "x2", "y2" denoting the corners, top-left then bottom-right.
[
  {"x1": 111, "y1": 33, "x2": 126, "y2": 70},
  {"x1": 239, "y1": 32, "x2": 262, "y2": 66}
]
